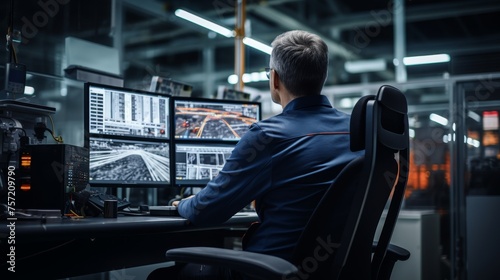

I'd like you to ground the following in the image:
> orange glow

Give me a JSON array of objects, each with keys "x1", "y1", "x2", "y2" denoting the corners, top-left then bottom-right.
[
  {"x1": 406, "y1": 150, "x2": 450, "y2": 198},
  {"x1": 483, "y1": 131, "x2": 499, "y2": 146},
  {"x1": 20, "y1": 155, "x2": 32, "y2": 167}
]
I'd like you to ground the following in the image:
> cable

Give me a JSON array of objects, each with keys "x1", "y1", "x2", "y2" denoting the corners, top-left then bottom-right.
[
  {"x1": 36, "y1": 115, "x2": 64, "y2": 143},
  {"x1": 46, "y1": 114, "x2": 64, "y2": 143},
  {"x1": 69, "y1": 210, "x2": 84, "y2": 218},
  {"x1": 15, "y1": 239, "x2": 76, "y2": 262},
  {"x1": 6, "y1": 32, "x2": 18, "y2": 64},
  {"x1": 10, "y1": 126, "x2": 27, "y2": 136},
  {"x1": 45, "y1": 127, "x2": 64, "y2": 143},
  {"x1": 6, "y1": 0, "x2": 17, "y2": 64}
]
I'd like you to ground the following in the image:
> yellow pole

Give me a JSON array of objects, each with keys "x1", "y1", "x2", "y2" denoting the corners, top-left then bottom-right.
[{"x1": 235, "y1": 0, "x2": 246, "y2": 91}]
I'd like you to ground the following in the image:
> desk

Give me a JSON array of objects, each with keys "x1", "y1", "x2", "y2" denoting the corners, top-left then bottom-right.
[{"x1": 0, "y1": 213, "x2": 258, "y2": 279}]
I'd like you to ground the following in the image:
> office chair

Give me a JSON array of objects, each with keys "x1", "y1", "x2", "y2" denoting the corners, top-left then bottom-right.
[{"x1": 164, "y1": 85, "x2": 411, "y2": 280}]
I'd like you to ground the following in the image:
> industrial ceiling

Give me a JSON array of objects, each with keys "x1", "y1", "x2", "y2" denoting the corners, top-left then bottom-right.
[{"x1": 2, "y1": 0, "x2": 500, "y2": 98}]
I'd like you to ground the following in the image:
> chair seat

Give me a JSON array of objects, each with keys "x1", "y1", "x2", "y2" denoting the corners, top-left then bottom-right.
[
  {"x1": 166, "y1": 246, "x2": 297, "y2": 280},
  {"x1": 165, "y1": 242, "x2": 411, "y2": 280}
]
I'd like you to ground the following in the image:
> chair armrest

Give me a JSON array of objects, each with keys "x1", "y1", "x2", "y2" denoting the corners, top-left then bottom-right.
[
  {"x1": 166, "y1": 247, "x2": 298, "y2": 280},
  {"x1": 386, "y1": 243, "x2": 410, "y2": 261},
  {"x1": 372, "y1": 241, "x2": 410, "y2": 261},
  {"x1": 372, "y1": 242, "x2": 411, "y2": 280}
]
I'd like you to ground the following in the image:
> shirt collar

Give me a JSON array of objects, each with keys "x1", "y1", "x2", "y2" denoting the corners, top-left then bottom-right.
[{"x1": 282, "y1": 95, "x2": 332, "y2": 113}]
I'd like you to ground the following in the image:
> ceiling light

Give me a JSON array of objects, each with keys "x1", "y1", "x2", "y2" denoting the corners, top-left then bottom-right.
[
  {"x1": 228, "y1": 70, "x2": 268, "y2": 84},
  {"x1": 401, "y1": 54, "x2": 450, "y2": 66},
  {"x1": 409, "y1": 129, "x2": 415, "y2": 138},
  {"x1": 24, "y1": 86, "x2": 35, "y2": 95},
  {"x1": 228, "y1": 75, "x2": 239, "y2": 84},
  {"x1": 467, "y1": 137, "x2": 480, "y2": 148},
  {"x1": 467, "y1": 111, "x2": 481, "y2": 123},
  {"x1": 175, "y1": 9, "x2": 272, "y2": 55},
  {"x1": 242, "y1": 37, "x2": 272, "y2": 55},
  {"x1": 344, "y1": 59, "x2": 386, "y2": 73},
  {"x1": 429, "y1": 113, "x2": 448, "y2": 126},
  {"x1": 175, "y1": 9, "x2": 235, "y2": 38}
]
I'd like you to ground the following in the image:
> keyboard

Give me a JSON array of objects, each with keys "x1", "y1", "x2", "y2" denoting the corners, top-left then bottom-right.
[{"x1": 148, "y1": 205, "x2": 180, "y2": 216}]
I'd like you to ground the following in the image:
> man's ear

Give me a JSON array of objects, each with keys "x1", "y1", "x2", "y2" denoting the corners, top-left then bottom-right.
[{"x1": 272, "y1": 70, "x2": 280, "y2": 90}]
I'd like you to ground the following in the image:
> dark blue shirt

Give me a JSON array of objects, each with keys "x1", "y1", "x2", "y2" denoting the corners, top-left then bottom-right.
[{"x1": 177, "y1": 95, "x2": 362, "y2": 261}]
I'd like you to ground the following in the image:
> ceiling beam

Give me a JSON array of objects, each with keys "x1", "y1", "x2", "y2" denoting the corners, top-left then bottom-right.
[
  {"x1": 125, "y1": 36, "x2": 235, "y2": 60},
  {"x1": 121, "y1": 0, "x2": 169, "y2": 20},
  {"x1": 324, "y1": 0, "x2": 500, "y2": 31},
  {"x1": 249, "y1": 5, "x2": 359, "y2": 60},
  {"x1": 364, "y1": 34, "x2": 500, "y2": 60},
  {"x1": 122, "y1": 0, "x2": 359, "y2": 60}
]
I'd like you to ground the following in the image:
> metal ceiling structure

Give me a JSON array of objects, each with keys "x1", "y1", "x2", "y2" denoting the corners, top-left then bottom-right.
[
  {"x1": 116, "y1": 0, "x2": 500, "y2": 97},
  {"x1": 1, "y1": 0, "x2": 499, "y2": 99}
]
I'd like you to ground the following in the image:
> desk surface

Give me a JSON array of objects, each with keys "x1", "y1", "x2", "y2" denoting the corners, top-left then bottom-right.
[
  {"x1": 0, "y1": 212, "x2": 259, "y2": 278},
  {"x1": 1, "y1": 212, "x2": 258, "y2": 240}
]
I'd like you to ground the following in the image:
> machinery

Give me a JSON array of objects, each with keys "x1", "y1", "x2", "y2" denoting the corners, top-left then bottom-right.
[{"x1": 0, "y1": 100, "x2": 56, "y2": 194}]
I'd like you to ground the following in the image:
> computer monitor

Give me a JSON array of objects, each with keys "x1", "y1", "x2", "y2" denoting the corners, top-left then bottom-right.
[
  {"x1": 174, "y1": 142, "x2": 235, "y2": 186},
  {"x1": 87, "y1": 83, "x2": 169, "y2": 139},
  {"x1": 150, "y1": 76, "x2": 193, "y2": 97},
  {"x1": 173, "y1": 97, "x2": 261, "y2": 141},
  {"x1": 88, "y1": 137, "x2": 170, "y2": 185},
  {"x1": 222, "y1": 88, "x2": 251, "y2": 101},
  {"x1": 84, "y1": 82, "x2": 172, "y2": 188}
]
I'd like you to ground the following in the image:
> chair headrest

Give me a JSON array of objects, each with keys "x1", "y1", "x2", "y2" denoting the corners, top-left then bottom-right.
[
  {"x1": 349, "y1": 85, "x2": 408, "y2": 152},
  {"x1": 377, "y1": 85, "x2": 408, "y2": 150}
]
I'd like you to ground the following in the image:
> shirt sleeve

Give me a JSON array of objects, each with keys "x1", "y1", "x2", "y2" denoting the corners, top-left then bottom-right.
[{"x1": 177, "y1": 123, "x2": 273, "y2": 226}]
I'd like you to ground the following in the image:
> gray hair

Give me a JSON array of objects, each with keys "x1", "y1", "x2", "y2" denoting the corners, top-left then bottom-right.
[{"x1": 270, "y1": 30, "x2": 329, "y2": 96}]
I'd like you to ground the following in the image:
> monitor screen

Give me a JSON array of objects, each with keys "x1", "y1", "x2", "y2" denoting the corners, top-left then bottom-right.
[
  {"x1": 175, "y1": 143, "x2": 235, "y2": 186},
  {"x1": 89, "y1": 137, "x2": 170, "y2": 185},
  {"x1": 222, "y1": 88, "x2": 251, "y2": 101},
  {"x1": 84, "y1": 82, "x2": 172, "y2": 188},
  {"x1": 150, "y1": 76, "x2": 193, "y2": 97},
  {"x1": 87, "y1": 83, "x2": 169, "y2": 139},
  {"x1": 173, "y1": 97, "x2": 261, "y2": 141}
]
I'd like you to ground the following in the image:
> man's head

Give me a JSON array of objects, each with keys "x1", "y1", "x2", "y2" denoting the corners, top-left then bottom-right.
[{"x1": 269, "y1": 30, "x2": 329, "y2": 102}]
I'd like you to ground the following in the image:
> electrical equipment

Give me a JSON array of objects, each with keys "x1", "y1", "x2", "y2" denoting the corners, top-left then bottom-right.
[
  {"x1": 0, "y1": 100, "x2": 56, "y2": 194},
  {"x1": 16, "y1": 144, "x2": 89, "y2": 212},
  {"x1": 150, "y1": 76, "x2": 193, "y2": 97},
  {"x1": 4, "y1": 62, "x2": 26, "y2": 95}
]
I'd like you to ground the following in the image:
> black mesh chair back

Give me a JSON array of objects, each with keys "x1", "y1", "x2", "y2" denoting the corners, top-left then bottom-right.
[{"x1": 290, "y1": 85, "x2": 410, "y2": 279}]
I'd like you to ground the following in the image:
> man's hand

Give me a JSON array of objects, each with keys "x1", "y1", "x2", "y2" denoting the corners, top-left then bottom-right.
[{"x1": 172, "y1": 195, "x2": 195, "y2": 207}]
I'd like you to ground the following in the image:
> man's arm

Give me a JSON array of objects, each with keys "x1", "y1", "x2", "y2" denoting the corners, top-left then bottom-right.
[{"x1": 177, "y1": 124, "x2": 273, "y2": 225}]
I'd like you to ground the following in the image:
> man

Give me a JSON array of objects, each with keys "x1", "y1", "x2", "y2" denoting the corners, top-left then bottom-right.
[{"x1": 152, "y1": 30, "x2": 362, "y2": 279}]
